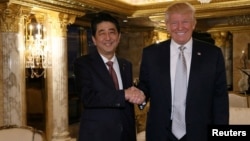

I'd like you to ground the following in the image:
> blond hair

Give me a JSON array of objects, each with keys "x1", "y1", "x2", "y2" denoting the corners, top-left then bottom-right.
[{"x1": 165, "y1": 2, "x2": 196, "y2": 23}]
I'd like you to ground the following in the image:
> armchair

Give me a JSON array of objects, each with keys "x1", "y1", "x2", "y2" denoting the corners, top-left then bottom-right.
[{"x1": 0, "y1": 125, "x2": 45, "y2": 141}]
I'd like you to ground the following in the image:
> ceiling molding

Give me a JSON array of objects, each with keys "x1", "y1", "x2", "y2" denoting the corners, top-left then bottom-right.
[
  {"x1": 7, "y1": 0, "x2": 250, "y2": 32},
  {"x1": 10, "y1": 0, "x2": 85, "y2": 16}
]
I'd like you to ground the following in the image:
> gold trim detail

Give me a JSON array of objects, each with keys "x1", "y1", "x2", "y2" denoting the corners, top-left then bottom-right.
[{"x1": 0, "y1": 4, "x2": 22, "y2": 32}]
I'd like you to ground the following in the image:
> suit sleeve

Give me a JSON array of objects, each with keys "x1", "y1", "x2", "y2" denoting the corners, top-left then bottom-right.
[
  {"x1": 74, "y1": 57, "x2": 126, "y2": 108},
  {"x1": 137, "y1": 48, "x2": 151, "y2": 110},
  {"x1": 213, "y1": 48, "x2": 229, "y2": 124}
]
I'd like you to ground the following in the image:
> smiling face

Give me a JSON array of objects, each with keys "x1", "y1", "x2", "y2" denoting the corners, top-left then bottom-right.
[
  {"x1": 92, "y1": 21, "x2": 121, "y2": 59},
  {"x1": 166, "y1": 12, "x2": 196, "y2": 45},
  {"x1": 165, "y1": 2, "x2": 196, "y2": 45}
]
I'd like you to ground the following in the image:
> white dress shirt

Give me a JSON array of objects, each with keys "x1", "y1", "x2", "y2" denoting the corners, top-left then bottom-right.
[
  {"x1": 101, "y1": 54, "x2": 123, "y2": 90},
  {"x1": 170, "y1": 38, "x2": 193, "y2": 118}
]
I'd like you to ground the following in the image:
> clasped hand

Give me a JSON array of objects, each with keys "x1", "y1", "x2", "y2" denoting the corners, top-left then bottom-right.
[{"x1": 125, "y1": 86, "x2": 145, "y2": 104}]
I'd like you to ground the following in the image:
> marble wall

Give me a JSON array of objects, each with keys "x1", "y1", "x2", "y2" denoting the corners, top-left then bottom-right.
[
  {"x1": 233, "y1": 32, "x2": 250, "y2": 92},
  {"x1": 117, "y1": 29, "x2": 169, "y2": 79}
]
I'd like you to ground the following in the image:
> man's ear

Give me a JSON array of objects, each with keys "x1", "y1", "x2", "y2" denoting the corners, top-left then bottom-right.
[
  {"x1": 92, "y1": 36, "x2": 96, "y2": 45},
  {"x1": 193, "y1": 20, "x2": 197, "y2": 30}
]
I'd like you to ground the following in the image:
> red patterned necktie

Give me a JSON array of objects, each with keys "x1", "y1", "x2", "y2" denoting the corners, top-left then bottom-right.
[{"x1": 106, "y1": 61, "x2": 119, "y2": 90}]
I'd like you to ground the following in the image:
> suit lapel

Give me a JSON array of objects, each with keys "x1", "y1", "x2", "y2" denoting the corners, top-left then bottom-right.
[
  {"x1": 189, "y1": 41, "x2": 203, "y2": 75},
  {"x1": 90, "y1": 51, "x2": 116, "y2": 88},
  {"x1": 118, "y1": 58, "x2": 130, "y2": 88},
  {"x1": 156, "y1": 41, "x2": 172, "y2": 104},
  {"x1": 186, "y1": 40, "x2": 203, "y2": 103}
]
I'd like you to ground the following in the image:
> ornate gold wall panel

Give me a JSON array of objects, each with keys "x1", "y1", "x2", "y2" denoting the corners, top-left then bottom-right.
[{"x1": 0, "y1": 4, "x2": 22, "y2": 32}]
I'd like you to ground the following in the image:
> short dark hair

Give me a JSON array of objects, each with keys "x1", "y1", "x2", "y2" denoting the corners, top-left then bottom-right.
[{"x1": 91, "y1": 12, "x2": 120, "y2": 36}]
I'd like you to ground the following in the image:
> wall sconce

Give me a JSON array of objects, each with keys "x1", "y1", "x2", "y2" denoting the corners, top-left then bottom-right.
[{"x1": 25, "y1": 16, "x2": 51, "y2": 78}]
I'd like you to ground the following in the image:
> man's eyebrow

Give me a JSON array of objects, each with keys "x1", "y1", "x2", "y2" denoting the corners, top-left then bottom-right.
[{"x1": 108, "y1": 28, "x2": 116, "y2": 31}]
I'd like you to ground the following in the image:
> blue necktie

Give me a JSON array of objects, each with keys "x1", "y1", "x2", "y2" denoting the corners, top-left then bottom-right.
[{"x1": 172, "y1": 46, "x2": 187, "y2": 139}]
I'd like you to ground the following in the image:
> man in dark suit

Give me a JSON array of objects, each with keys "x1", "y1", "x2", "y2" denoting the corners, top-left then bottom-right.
[
  {"x1": 137, "y1": 2, "x2": 229, "y2": 141},
  {"x1": 74, "y1": 13, "x2": 145, "y2": 141}
]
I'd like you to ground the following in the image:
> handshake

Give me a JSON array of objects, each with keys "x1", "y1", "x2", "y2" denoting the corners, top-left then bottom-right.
[{"x1": 125, "y1": 86, "x2": 146, "y2": 105}]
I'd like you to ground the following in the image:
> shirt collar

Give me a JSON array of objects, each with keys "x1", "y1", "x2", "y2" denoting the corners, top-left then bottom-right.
[
  {"x1": 171, "y1": 38, "x2": 193, "y2": 53},
  {"x1": 100, "y1": 54, "x2": 117, "y2": 64}
]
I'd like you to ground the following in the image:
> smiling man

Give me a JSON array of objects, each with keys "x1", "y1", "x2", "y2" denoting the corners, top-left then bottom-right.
[
  {"x1": 74, "y1": 12, "x2": 145, "y2": 141},
  {"x1": 137, "y1": 2, "x2": 229, "y2": 141}
]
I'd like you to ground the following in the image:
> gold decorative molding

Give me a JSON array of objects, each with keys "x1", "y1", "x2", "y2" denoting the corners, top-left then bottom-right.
[
  {"x1": 228, "y1": 15, "x2": 250, "y2": 26},
  {"x1": 77, "y1": 0, "x2": 134, "y2": 16},
  {"x1": 211, "y1": 31, "x2": 228, "y2": 47},
  {"x1": 59, "y1": 13, "x2": 76, "y2": 37},
  {"x1": 0, "y1": 4, "x2": 21, "y2": 32},
  {"x1": 59, "y1": 13, "x2": 76, "y2": 25},
  {"x1": 46, "y1": 12, "x2": 76, "y2": 37},
  {"x1": 3, "y1": 0, "x2": 250, "y2": 33},
  {"x1": 118, "y1": 0, "x2": 173, "y2": 5},
  {"x1": 129, "y1": 0, "x2": 250, "y2": 18},
  {"x1": 9, "y1": 0, "x2": 85, "y2": 17},
  {"x1": 207, "y1": 25, "x2": 250, "y2": 33},
  {"x1": 47, "y1": 15, "x2": 64, "y2": 37}
]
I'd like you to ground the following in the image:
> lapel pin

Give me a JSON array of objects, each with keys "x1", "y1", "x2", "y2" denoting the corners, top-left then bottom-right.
[{"x1": 197, "y1": 52, "x2": 201, "y2": 56}]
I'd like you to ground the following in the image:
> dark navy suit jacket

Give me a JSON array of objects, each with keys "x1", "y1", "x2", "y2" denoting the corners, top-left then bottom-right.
[
  {"x1": 74, "y1": 50, "x2": 136, "y2": 141},
  {"x1": 138, "y1": 38, "x2": 229, "y2": 141}
]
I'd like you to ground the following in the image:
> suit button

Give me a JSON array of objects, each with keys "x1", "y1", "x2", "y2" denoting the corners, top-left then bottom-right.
[
  {"x1": 115, "y1": 103, "x2": 121, "y2": 107},
  {"x1": 118, "y1": 124, "x2": 123, "y2": 132}
]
